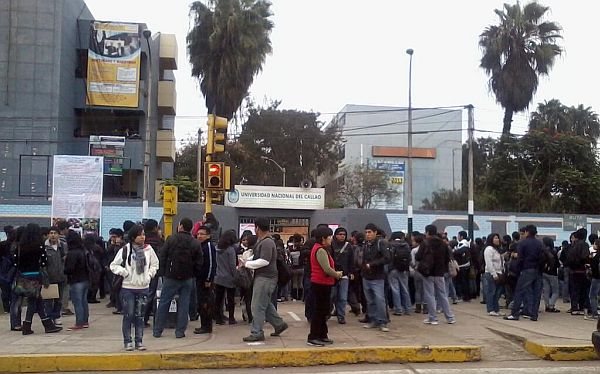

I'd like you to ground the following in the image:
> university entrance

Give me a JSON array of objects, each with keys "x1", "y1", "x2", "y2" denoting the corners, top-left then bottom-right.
[{"x1": 238, "y1": 216, "x2": 310, "y2": 241}]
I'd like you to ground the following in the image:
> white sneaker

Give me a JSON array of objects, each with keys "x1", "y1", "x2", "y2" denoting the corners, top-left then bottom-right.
[
  {"x1": 379, "y1": 325, "x2": 389, "y2": 332},
  {"x1": 488, "y1": 311, "x2": 500, "y2": 317},
  {"x1": 423, "y1": 319, "x2": 439, "y2": 325},
  {"x1": 54, "y1": 318, "x2": 62, "y2": 326},
  {"x1": 124, "y1": 343, "x2": 134, "y2": 351},
  {"x1": 363, "y1": 323, "x2": 377, "y2": 329}
]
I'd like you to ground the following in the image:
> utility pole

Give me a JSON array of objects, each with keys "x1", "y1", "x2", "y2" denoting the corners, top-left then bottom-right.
[
  {"x1": 142, "y1": 29, "x2": 152, "y2": 220},
  {"x1": 197, "y1": 128, "x2": 202, "y2": 203},
  {"x1": 467, "y1": 104, "x2": 475, "y2": 239},
  {"x1": 406, "y1": 48, "x2": 414, "y2": 235}
]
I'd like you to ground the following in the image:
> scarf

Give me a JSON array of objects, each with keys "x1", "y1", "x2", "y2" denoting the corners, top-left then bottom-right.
[{"x1": 131, "y1": 243, "x2": 147, "y2": 275}]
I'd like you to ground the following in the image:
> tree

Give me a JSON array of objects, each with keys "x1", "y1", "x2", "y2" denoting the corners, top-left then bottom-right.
[
  {"x1": 530, "y1": 99, "x2": 600, "y2": 144},
  {"x1": 422, "y1": 189, "x2": 466, "y2": 211},
  {"x1": 228, "y1": 102, "x2": 343, "y2": 187},
  {"x1": 479, "y1": 2, "x2": 562, "y2": 134},
  {"x1": 161, "y1": 176, "x2": 199, "y2": 202},
  {"x1": 174, "y1": 137, "x2": 199, "y2": 180},
  {"x1": 187, "y1": 0, "x2": 274, "y2": 119},
  {"x1": 337, "y1": 164, "x2": 400, "y2": 209}
]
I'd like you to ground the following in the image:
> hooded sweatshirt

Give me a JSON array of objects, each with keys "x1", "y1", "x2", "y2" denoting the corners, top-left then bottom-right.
[
  {"x1": 214, "y1": 244, "x2": 237, "y2": 288},
  {"x1": 110, "y1": 243, "x2": 159, "y2": 290}
]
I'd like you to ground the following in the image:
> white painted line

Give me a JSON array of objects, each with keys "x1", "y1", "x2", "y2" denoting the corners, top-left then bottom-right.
[{"x1": 288, "y1": 311, "x2": 302, "y2": 321}]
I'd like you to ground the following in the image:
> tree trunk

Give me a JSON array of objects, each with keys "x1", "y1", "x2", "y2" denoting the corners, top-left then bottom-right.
[{"x1": 503, "y1": 108, "x2": 513, "y2": 135}]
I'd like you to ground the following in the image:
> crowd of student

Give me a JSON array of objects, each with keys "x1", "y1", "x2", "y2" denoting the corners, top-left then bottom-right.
[{"x1": 1, "y1": 217, "x2": 599, "y2": 350}]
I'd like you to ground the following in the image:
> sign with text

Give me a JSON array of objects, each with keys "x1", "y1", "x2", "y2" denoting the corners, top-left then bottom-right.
[
  {"x1": 89, "y1": 135, "x2": 125, "y2": 176},
  {"x1": 373, "y1": 162, "x2": 405, "y2": 210},
  {"x1": 226, "y1": 185, "x2": 325, "y2": 210},
  {"x1": 86, "y1": 21, "x2": 141, "y2": 108},
  {"x1": 51, "y1": 155, "x2": 104, "y2": 236}
]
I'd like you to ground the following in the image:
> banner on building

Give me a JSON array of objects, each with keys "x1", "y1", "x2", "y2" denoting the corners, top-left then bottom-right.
[
  {"x1": 89, "y1": 135, "x2": 125, "y2": 176},
  {"x1": 86, "y1": 21, "x2": 141, "y2": 108},
  {"x1": 51, "y1": 156, "x2": 104, "y2": 236},
  {"x1": 373, "y1": 162, "x2": 405, "y2": 209},
  {"x1": 225, "y1": 185, "x2": 325, "y2": 210}
]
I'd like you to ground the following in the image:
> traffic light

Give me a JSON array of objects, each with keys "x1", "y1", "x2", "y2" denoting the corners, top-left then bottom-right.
[
  {"x1": 204, "y1": 161, "x2": 224, "y2": 189},
  {"x1": 163, "y1": 185, "x2": 178, "y2": 215},
  {"x1": 206, "y1": 114, "x2": 228, "y2": 154}
]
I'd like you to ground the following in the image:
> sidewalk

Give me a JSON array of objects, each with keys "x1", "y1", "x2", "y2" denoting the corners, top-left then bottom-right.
[{"x1": 0, "y1": 298, "x2": 596, "y2": 372}]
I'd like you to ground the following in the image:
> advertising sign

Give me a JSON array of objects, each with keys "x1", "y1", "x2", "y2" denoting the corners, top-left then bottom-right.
[
  {"x1": 51, "y1": 156, "x2": 104, "y2": 236},
  {"x1": 373, "y1": 162, "x2": 405, "y2": 209},
  {"x1": 89, "y1": 135, "x2": 125, "y2": 176},
  {"x1": 226, "y1": 185, "x2": 325, "y2": 210},
  {"x1": 86, "y1": 21, "x2": 141, "y2": 108}
]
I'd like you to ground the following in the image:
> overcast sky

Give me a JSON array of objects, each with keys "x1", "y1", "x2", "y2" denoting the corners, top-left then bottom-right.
[{"x1": 84, "y1": 0, "x2": 599, "y2": 146}]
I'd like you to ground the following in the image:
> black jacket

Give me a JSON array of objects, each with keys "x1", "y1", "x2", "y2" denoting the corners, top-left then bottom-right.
[
  {"x1": 416, "y1": 236, "x2": 450, "y2": 277},
  {"x1": 198, "y1": 239, "x2": 217, "y2": 283},
  {"x1": 360, "y1": 238, "x2": 389, "y2": 280},
  {"x1": 332, "y1": 240, "x2": 354, "y2": 276},
  {"x1": 567, "y1": 240, "x2": 590, "y2": 271},
  {"x1": 64, "y1": 247, "x2": 88, "y2": 284},
  {"x1": 158, "y1": 232, "x2": 203, "y2": 280}
]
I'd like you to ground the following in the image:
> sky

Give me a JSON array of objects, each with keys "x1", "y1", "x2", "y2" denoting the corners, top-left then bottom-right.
[{"x1": 84, "y1": 0, "x2": 600, "y2": 146}]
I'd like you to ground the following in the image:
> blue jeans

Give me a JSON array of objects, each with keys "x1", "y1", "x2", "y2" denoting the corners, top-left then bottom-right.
[
  {"x1": 484, "y1": 273, "x2": 504, "y2": 313},
  {"x1": 154, "y1": 277, "x2": 193, "y2": 338},
  {"x1": 331, "y1": 277, "x2": 349, "y2": 320},
  {"x1": 388, "y1": 270, "x2": 412, "y2": 313},
  {"x1": 589, "y1": 278, "x2": 600, "y2": 316},
  {"x1": 511, "y1": 269, "x2": 542, "y2": 319},
  {"x1": 412, "y1": 271, "x2": 425, "y2": 305},
  {"x1": 43, "y1": 282, "x2": 65, "y2": 320},
  {"x1": 250, "y1": 277, "x2": 285, "y2": 337},
  {"x1": 10, "y1": 292, "x2": 22, "y2": 329},
  {"x1": 362, "y1": 278, "x2": 387, "y2": 326},
  {"x1": 444, "y1": 273, "x2": 457, "y2": 300},
  {"x1": 121, "y1": 288, "x2": 148, "y2": 345},
  {"x1": 422, "y1": 276, "x2": 454, "y2": 321},
  {"x1": 542, "y1": 273, "x2": 559, "y2": 309},
  {"x1": 69, "y1": 281, "x2": 89, "y2": 326}
]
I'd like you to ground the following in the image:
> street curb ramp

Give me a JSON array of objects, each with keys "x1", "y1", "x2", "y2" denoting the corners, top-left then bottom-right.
[{"x1": 0, "y1": 346, "x2": 481, "y2": 372}]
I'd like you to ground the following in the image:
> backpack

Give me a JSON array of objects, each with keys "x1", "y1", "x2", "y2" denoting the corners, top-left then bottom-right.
[
  {"x1": 86, "y1": 248, "x2": 103, "y2": 286},
  {"x1": 276, "y1": 254, "x2": 292, "y2": 286},
  {"x1": 390, "y1": 241, "x2": 411, "y2": 272},
  {"x1": 416, "y1": 245, "x2": 434, "y2": 276},
  {"x1": 539, "y1": 246, "x2": 556, "y2": 273}
]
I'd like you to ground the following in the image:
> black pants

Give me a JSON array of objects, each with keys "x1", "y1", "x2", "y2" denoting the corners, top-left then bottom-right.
[
  {"x1": 456, "y1": 267, "x2": 471, "y2": 300},
  {"x1": 308, "y1": 283, "x2": 332, "y2": 341},
  {"x1": 240, "y1": 286, "x2": 253, "y2": 322},
  {"x1": 144, "y1": 275, "x2": 159, "y2": 323},
  {"x1": 215, "y1": 284, "x2": 236, "y2": 322},
  {"x1": 570, "y1": 270, "x2": 591, "y2": 312},
  {"x1": 196, "y1": 281, "x2": 214, "y2": 329}
]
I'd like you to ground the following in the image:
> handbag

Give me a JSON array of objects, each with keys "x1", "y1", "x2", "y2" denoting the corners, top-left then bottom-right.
[
  {"x1": 494, "y1": 272, "x2": 507, "y2": 285},
  {"x1": 234, "y1": 266, "x2": 253, "y2": 289},
  {"x1": 448, "y1": 260, "x2": 459, "y2": 278},
  {"x1": 11, "y1": 245, "x2": 42, "y2": 298}
]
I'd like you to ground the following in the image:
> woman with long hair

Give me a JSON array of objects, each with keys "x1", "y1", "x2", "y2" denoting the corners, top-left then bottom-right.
[
  {"x1": 64, "y1": 231, "x2": 89, "y2": 331},
  {"x1": 307, "y1": 226, "x2": 342, "y2": 346},
  {"x1": 110, "y1": 224, "x2": 159, "y2": 351},
  {"x1": 15, "y1": 223, "x2": 62, "y2": 334},
  {"x1": 214, "y1": 229, "x2": 239, "y2": 325},
  {"x1": 541, "y1": 237, "x2": 560, "y2": 313},
  {"x1": 483, "y1": 233, "x2": 504, "y2": 316}
]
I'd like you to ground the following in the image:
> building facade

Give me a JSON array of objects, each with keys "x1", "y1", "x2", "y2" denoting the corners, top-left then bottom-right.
[
  {"x1": 321, "y1": 104, "x2": 463, "y2": 209},
  {"x1": 0, "y1": 0, "x2": 177, "y2": 203}
]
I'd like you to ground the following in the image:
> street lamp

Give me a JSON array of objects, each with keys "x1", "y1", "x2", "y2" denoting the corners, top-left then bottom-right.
[
  {"x1": 406, "y1": 48, "x2": 414, "y2": 235},
  {"x1": 261, "y1": 156, "x2": 286, "y2": 187},
  {"x1": 142, "y1": 29, "x2": 152, "y2": 220}
]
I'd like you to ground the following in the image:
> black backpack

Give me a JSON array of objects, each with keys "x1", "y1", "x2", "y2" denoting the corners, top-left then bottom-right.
[
  {"x1": 85, "y1": 248, "x2": 103, "y2": 286},
  {"x1": 416, "y1": 245, "x2": 434, "y2": 276},
  {"x1": 539, "y1": 246, "x2": 556, "y2": 273},
  {"x1": 276, "y1": 254, "x2": 292, "y2": 286},
  {"x1": 390, "y1": 241, "x2": 411, "y2": 271}
]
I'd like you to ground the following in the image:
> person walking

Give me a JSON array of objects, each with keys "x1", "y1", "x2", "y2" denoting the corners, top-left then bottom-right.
[
  {"x1": 14, "y1": 224, "x2": 62, "y2": 335},
  {"x1": 110, "y1": 224, "x2": 159, "y2": 351},
  {"x1": 483, "y1": 233, "x2": 504, "y2": 316},
  {"x1": 307, "y1": 226, "x2": 342, "y2": 346},
  {"x1": 241, "y1": 217, "x2": 288, "y2": 342},
  {"x1": 153, "y1": 218, "x2": 203, "y2": 339}
]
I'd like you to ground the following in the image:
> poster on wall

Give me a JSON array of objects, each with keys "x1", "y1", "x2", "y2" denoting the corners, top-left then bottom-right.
[
  {"x1": 89, "y1": 135, "x2": 125, "y2": 176},
  {"x1": 51, "y1": 156, "x2": 104, "y2": 236},
  {"x1": 86, "y1": 21, "x2": 141, "y2": 108},
  {"x1": 373, "y1": 162, "x2": 405, "y2": 209}
]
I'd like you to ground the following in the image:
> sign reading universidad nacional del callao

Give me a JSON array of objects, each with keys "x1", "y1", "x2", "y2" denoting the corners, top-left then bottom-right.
[
  {"x1": 225, "y1": 185, "x2": 325, "y2": 210},
  {"x1": 86, "y1": 21, "x2": 141, "y2": 108}
]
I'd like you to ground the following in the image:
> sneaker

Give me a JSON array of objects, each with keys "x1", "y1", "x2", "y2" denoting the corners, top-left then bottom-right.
[
  {"x1": 61, "y1": 309, "x2": 74, "y2": 316},
  {"x1": 504, "y1": 315, "x2": 519, "y2": 321},
  {"x1": 393, "y1": 311, "x2": 403, "y2": 316},
  {"x1": 124, "y1": 343, "x2": 134, "y2": 351},
  {"x1": 488, "y1": 311, "x2": 500, "y2": 317},
  {"x1": 522, "y1": 314, "x2": 531, "y2": 320},
  {"x1": 363, "y1": 323, "x2": 377, "y2": 329},
  {"x1": 135, "y1": 344, "x2": 147, "y2": 351},
  {"x1": 379, "y1": 325, "x2": 390, "y2": 332},
  {"x1": 319, "y1": 337, "x2": 334, "y2": 345},
  {"x1": 337, "y1": 318, "x2": 346, "y2": 324},
  {"x1": 584, "y1": 314, "x2": 599, "y2": 321},
  {"x1": 270, "y1": 322, "x2": 289, "y2": 337},
  {"x1": 67, "y1": 325, "x2": 84, "y2": 331},
  {"x1": 193, "y1": 327, "x2": 212, "y2": 334},
  {"x1": 243, "y1": 334, "x2": 265, "y2": 342},
  {"x1": 82, "y1": 323, "x2": 89, "y2": 328},
  {"x1": 547, "y1": 308, "x2": 560, "y2": 313},
  {"x1": 423, "y1": 319, "x2": 439, "y2": 325},
  {"x1": 447, "y1": 318, "x2": 456, "y2": 324},
  {"x1": 53, "y1": 318, "x2": 62, "y2": 326},
  {"x1": 307, "y1": 339, "x2": 325, "y2": 347}
]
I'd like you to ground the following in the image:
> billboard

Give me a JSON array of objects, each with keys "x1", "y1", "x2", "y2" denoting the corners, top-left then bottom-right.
[
  {"x1": 89, "y1": 135, "x2": 125, "y2": 176},
  {"x1": 51, "y1": 156, "x2": 104, "y2": 236},
  {"x1": 373, "y1": 162, "x2": 405, "y2": 210},
  {"x1": 86, "y1": 21, "x2": 141, "y2": 108}
]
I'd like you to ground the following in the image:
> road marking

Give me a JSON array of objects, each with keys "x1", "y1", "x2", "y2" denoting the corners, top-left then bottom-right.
[
  {"x1": 318, "y1": 368, "x2": 600, "y2": 374},
  {"x1": 288, "y1": 311, "x2": 302, "y2": 321}
]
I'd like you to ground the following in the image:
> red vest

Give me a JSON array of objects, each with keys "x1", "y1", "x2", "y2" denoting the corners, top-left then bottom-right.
[{"x1": 310, "y1": 243, "x2": 335, "y2": 285}]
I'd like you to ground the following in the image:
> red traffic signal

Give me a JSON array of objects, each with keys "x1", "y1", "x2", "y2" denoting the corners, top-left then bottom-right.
[{"x1": 204, "y1": 162, "x2": 224, "y2": 189}]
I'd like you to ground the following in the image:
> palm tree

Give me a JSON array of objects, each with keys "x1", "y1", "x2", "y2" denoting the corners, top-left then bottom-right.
[
  {"x1": 479, "y1": 2, "x2": 563, "y2": 135},
  {"x1": 529, "y1": 99, "x2": 600, "y2": 144},
  {"x1": 187, "y1": 0, "x2": 273, "y2": 119}
]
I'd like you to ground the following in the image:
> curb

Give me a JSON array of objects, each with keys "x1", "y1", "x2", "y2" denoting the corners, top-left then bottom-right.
[
  {"x1": 0, "y1": 346, "x2": 481, "y2": 372},
  {"x1": 487, "y1": 328, "x2": 597, "y2": 361}
]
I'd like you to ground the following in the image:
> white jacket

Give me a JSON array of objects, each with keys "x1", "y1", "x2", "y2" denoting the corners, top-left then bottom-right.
[
  {"x1": 484, "y1": 245, "x2": 504, "y2": 276},
  {"x1": 110, "y1": 243, "x2": 159, "y2": 290}
]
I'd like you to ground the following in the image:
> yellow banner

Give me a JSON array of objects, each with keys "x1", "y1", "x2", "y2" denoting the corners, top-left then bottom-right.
[{"x1": 86, "y1": 21, "x2": 141, "y2": 108}]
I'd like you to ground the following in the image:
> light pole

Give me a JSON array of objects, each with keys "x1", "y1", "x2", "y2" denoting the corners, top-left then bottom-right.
[
  {"x1": 142, "y1": 29, "x2": 152, "y2": 220},
  {"x1": 406, "y1": 48, "x2": 414, "y2": 235},
  {"x1": 261, "y1": 156, "x2": 286, "y2": 187}
]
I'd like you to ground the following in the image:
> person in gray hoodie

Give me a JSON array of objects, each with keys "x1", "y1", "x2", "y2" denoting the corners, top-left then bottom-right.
[{"x1": 214, "y1": 229, "x2": 238, "y2": 325}]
